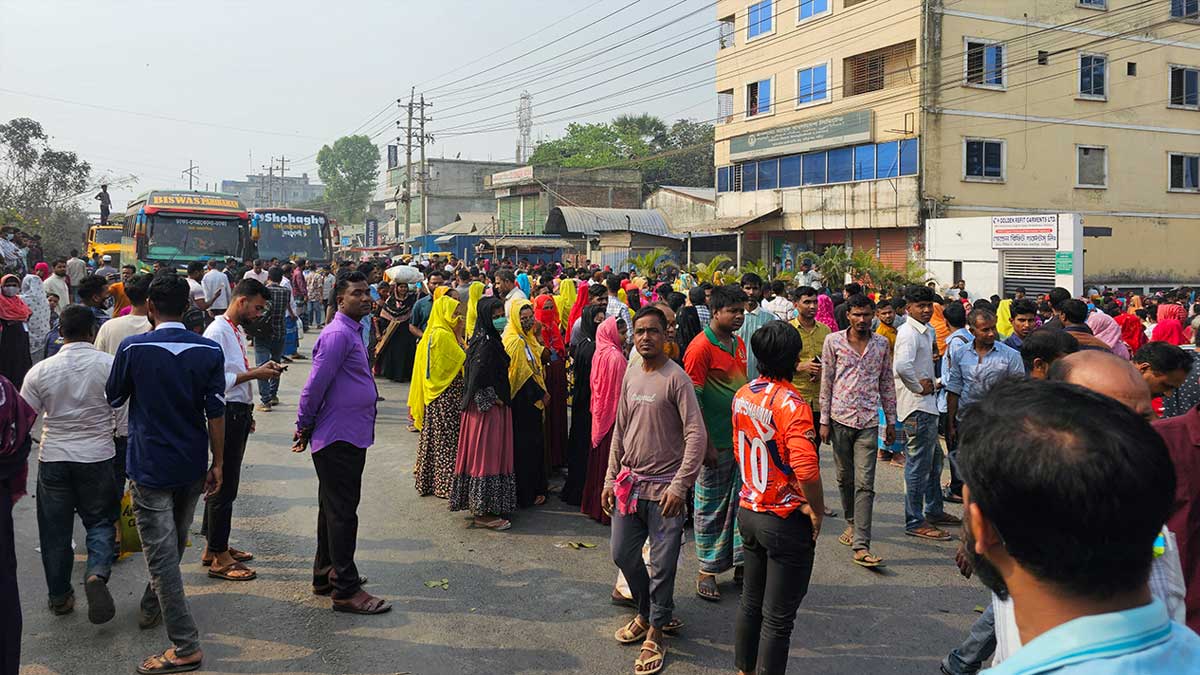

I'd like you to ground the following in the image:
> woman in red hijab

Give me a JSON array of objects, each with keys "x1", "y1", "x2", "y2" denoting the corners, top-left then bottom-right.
[
  {"x1": 32, "y1": 262, "x2": 50, "y2": 281},
  {"x1": 1152, "y1": 318, "x2": 1188, "y2": 346},
  {"x1": 534, "y1": 293, "x2": 568, "y2": 468},
  {"x1": 566, "y1": 281, "x2": 592, "y2": 346},
  {"x1": 1114, "y1": 310, "x2": 1148, "y2": 355},
  {"x1": 0, "y1": 274, "x2": 32, "y2": 389}
]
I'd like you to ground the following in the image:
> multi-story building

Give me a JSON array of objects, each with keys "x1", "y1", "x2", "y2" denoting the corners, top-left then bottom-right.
[
  {"x1": 383, "y1": 158, "x2": 523, "y2": 248},
  {"x1": 220, "y1": 173, "x2": 324, "y2": 209},
  {"x1": 486, "y1": 165, "x2": 643, "y2": 234},
  {"x1": 713, "y1": 0, "x2": 1200, "y2": 288}
]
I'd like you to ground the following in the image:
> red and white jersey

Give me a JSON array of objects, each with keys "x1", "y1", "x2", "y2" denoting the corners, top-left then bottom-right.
[{"x1": 732, "y1": 377, "x2": 820, "y2": 517}]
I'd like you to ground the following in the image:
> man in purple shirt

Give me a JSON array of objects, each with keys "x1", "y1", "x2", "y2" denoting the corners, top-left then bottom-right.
[{"x1": 292, "y1": 271, "x2": 390, "y2": 615}]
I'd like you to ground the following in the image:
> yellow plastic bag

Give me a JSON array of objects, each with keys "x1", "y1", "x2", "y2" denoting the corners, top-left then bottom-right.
[{"x1": 118, "y1": 488, "x2": 141, "y2": 555}]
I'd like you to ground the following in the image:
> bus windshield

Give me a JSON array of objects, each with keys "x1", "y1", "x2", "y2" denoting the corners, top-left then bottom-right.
[
  {"x1": 255, "y1": 211, "x2": 329, "y2": 262},
  {"x1": 92, "y1": 228, "x2": 123, "y2": 244},
  {"x1": 148, "y1": 215, "x2": 242, "y2": 260}
]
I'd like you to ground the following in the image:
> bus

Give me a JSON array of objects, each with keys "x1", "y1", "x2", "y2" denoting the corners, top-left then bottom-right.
[
  {"x1": 120, "y1": 190, "x2": 249, "y2": 270},
  {"x1": 247, "y1": 208, "x2": 332, "y2": 265}
]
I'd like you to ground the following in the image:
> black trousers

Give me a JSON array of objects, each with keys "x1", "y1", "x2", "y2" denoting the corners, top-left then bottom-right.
[
  {"x1": 202, "y1": 403, "x2": 253, "y2": 553},
  {"x1": 311, "y1": 441, "x2": 366, "y2": 600},
  {"x1": 734, "y1": 507, "x2": 816, "y2": 675}
]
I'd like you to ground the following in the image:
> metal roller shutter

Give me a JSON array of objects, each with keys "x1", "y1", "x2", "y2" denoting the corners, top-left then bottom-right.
[
  {"x1": 878, "y1": 228, "x2": 910, "y2": 270},
  {"x1": 1000, "y1": 250, "x2": 1055, "y2": 297}
]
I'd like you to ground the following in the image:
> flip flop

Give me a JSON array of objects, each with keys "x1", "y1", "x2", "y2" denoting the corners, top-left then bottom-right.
[
  {"x1": 332, "y1": 592, "x2": 391, "y2": 615},
  {"x1": 207, "y1": 561, "x2": 256, "y2": 581},
  {"x1": 136, "y1": 651, "x2": 201, "y2": 674},
  {"x1": 201, "y1": 548, "x2": 254, "y2": 566},
  {"x1": 853, "y1": 551, "x2": 885, "y2": 568},
  {"x1": 838, "y1": 529, "x2": 853, "y2": 547},
  {"x1": 85, "y1": 576, "x2": 115, "y2": 625},
  {"x1": 695, "y1": 575, "x2": 720, "y2": 602}
]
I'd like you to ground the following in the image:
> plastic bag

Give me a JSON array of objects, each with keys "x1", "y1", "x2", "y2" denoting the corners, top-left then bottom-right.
[{"x1": 119, "y1": 488, "x2": 142, "y2": 554}]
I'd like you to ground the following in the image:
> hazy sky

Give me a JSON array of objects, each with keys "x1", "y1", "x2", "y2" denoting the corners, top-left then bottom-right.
[{"x1": 0, "y1": 0, "x2": 714, "y2": 212}]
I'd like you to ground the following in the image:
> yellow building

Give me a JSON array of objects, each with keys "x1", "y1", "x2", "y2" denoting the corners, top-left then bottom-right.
[{"x1": 714, "y1": 0, "x2": 1200, "y2": 289}]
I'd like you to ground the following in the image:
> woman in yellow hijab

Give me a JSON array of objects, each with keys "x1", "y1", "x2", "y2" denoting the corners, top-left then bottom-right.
[
  {"x1": 555, "y1": 278, "x2": 576, "y2": 330},
  {"x1": 502, "y1": 299, "x2": 548, "y2": 507},
  {"x1": 464, "y1": 281, "x2": 484, "y2": 337},
  {"x1": 995, "y1": 298, "x2": 1014, "y2": 339},
  {"x1": 409, "y1": 294, "x2": 466, "y2": 498}
]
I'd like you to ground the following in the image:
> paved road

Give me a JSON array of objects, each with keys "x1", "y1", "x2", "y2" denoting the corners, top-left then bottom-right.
[{"x1": 15, "y1": 357, "x2": 982, "y2": 675}]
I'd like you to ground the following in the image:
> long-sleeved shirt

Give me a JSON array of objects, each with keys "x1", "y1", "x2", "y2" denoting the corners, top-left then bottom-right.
[
  {"x1": 819, "y1": 329, "x2": 897, "y2": 429},
  {"x1": 20, "y1": 342, "x2": 116, "y2": 464},
  {"x1": 604, "y1": 359, "x2": 707, "y2": 501},
  {"x1": 1152, "y1": 408, "x2": 1200, "y2": 633},
  {"x1": 943, "y1": 338, "x2": 1025, "y2": 420},
  {"x1": 203, "y1": 315, "x2": 254, "y2": 404},
  {"x1": 296, "y1": 311, "x2": 377, "y2": 452},
  {"x1": 893, "y1": 315, "x2": 938, "y2": 421},
  {"x1": 105, "y1": 322, "x2": 225, "y2": 488},
  {"x1": 790, "y1": 318, "x2": 830, "y2": 412}
]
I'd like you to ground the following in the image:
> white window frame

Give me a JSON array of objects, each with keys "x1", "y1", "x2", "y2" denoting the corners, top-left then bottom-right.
[
  {"x1": 1075, "y1": 145, "x2": 1108, "y2": 189},
  {"x1": 796, "y1": 0, "x2": 832, "y2": 25},
  {"x1": 1171, "y1": 0, "x2": 1200, "y2": 23},
  {"x1": 1168, "y1": 152, "x2": 1200, "y2": 193},
  {"x1": 962, "y1": 137, "x2": 1006, "y2": 183},
  {"x1": 794, "y1": 60, "x2": 833, "y2": 110},
  {"x1": 744, "y1": 76, "x2": 775, "y2": 119},
  {"x1": 1078, "y1": 51, "x2": 1109, "y2": 101},
  {"x1": 1168, "y1": 63, "x2": 1200, "y2": 110},
  {"x1": 1076, "y1": 0, "x2": 1106, "y2": 10},
  {"x1": 963, "y1": 36, "x2": 1007, "y2": 90},
  {"x1": 746, "y1": 0, "x2": 776, "y2": 43}
]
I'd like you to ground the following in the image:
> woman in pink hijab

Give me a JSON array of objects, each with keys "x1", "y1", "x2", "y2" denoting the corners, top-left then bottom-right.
[
  {"x1": 816, "y1": 294, "x2": 839, "y2": 332},
  {"x1": 1086, "y1": 311, "x2": 1130, "y2": 359}
]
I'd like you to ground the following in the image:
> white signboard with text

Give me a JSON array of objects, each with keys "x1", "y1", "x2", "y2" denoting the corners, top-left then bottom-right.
[{"x1": 990, "y1": 214, "x2": 1058, "y2": 249}]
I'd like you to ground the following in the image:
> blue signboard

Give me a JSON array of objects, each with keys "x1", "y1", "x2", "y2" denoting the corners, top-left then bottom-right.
[{"x1": 340, "y1": 236, "x2": 351, "y2": 246}]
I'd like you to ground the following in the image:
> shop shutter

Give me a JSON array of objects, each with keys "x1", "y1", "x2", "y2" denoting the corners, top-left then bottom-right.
[
  {"x1": 878, "y1": 228, "x2": 910, "y2": 270},
  {"x1": 1000, "y1": 250, "x2": 1056, "y2": 297},
  {"x1": 813, "y1": 230, "x2": 846, "y2": 245}
]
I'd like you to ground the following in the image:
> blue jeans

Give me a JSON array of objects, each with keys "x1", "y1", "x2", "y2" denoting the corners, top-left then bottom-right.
[
  {"x1": 131, "y1": 479, "x2": 204, "y2": 658},
  {"x1": 943, "y1": 603, "x2": 996, "y2": 674},
  {"x1": 254, "y1": 337, "x2": 284, "y2": 404},
  {"x1": 308, "y1": 300, "x2": 323, "y2": 326},
  {"x1": 902, "y1": 410, "x2": 944, "y2": 532},
  {"x1": 36, "y1": 459, "x2": 117, "y2": 602}
]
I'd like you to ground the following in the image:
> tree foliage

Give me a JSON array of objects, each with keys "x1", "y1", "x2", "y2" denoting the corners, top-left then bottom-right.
[
  {"x1": 316, "y1": 135, "x2": 379, "y2": 226},
  {"x1": 800, "y1": 245, "x2": 928, "y2": 295},
  {"x1": 690, "y1": 255, "x2": 731, "y2": 283},
  {"x1": 624, "y1": 247, "x2": 673, "y2": 277},
  {"x1": 0, "y1": 118, "x2": 93, "y2": 254},
  {"x1": 529, "y1": 115, "x2": 714, "y2": 189}
]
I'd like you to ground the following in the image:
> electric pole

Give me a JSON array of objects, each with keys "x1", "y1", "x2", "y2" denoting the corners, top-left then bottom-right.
[
  {"x1": 275, "y1": 156, "x2": 290, "y2": 207},
  {"x1": 182, "y1": 160, "x2": 199, "y2": 190},
  {"x1": 403, "y1": 88, "x2": 414, "y2": 254},
  {"x1": 417, "y1": 94, "x2": 432, "y2": 242},
  {"x1": 262, "y1": 162, "x2": 275, "y2": 207}
]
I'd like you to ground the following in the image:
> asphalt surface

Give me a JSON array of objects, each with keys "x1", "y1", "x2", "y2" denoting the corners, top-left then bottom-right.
[{"x1": 15, "y1": 353, "x2": 982, "y2": 675}]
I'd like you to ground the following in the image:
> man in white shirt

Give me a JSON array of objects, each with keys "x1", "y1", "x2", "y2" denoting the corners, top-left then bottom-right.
[
  {"x1": 95, "y1": 273, "x2": 153, "y2": 497},
  {"x1": 893, "y1": 285, "x2": 959, "y2": 542},
  {"x1": 20, "y1": 305, "x2": 119, "y2": 623},
  {"x1": 242, "y1": 259, "x2": 268, "y2": 284},
  {"x1": 201, "y1": 259, "x2": 231, "y2": 317},
  {"x1": 497, "y1": 270, "x2": 526, "y2": 313},
  {"x1": 184, "y1": 261, "x2": 212, "y2": 313},
  {"x1": 65, "y1": 249, "x2": 87, "y2": 293},
  {"x1": 201, "y1": 278, "x2": 282, "y2": 580},
  {"x1": 43, "y1": 258, "x2": 70, "y2": 314}
]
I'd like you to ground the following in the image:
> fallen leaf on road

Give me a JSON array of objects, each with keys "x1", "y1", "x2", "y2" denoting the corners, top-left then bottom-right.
[
  {"x1": 555, "y1": 541, "x2": 598, "y2": 550},
  {"x1": 424, "y1": 578, "x2": 450, "y2": 590}
]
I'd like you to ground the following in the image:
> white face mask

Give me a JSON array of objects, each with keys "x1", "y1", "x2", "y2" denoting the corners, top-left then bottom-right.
[{"x1": 1, "y1": 286, "x2": 17, "y2": 297}]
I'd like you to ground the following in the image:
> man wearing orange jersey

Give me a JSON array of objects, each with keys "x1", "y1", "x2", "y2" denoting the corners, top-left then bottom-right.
[{"x1": 732, "y1": 321, "x2": 824, "y2": 675}]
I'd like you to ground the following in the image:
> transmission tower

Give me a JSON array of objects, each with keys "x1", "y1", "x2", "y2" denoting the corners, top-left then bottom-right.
[{"x1": 516, "y1": 91, "x2": 532, "y2": 164}]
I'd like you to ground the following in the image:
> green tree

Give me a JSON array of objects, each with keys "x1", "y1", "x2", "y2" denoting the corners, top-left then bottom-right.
[
  {"x1": 316, "y1": 135, "x2": 379, "y2": 226},
  {"x1": 657, "y1": 119, "x2": 714, "y2": 188},
  {"x1": 624, "y1": 247, "x2": 672, "y2": 277},
  {"x1": 800, "y1": 245, "x2": 852, "y2": 290},
  {"x1": 528, "y1": 122, "x2": 626, "y2": 168},
  {"x1": 0, "y1": 117, "x2": 91, "y2": 225}
]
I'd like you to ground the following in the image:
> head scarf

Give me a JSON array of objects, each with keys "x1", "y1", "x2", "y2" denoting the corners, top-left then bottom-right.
[
  {"x1": 516, "y1": 272, "x2": 532, "y2": 298},
  {"x1": 1128, "y1": 295, "x2": 1144, "y2": 314},
  {"x1": 929, "y1": 302, "x2": 951, "y2": 356},
  {"x1": 462, "y1": 296, "x2": 510, "y2": 409},
  {"x1": 19, "y1": 275, "x2": 50, "y2": 351},
  {"x1": 567, "y1": 280, "x2": 592, "y2": 337},
  {"x1": 1115, "y1": 312, "x2": 1148, "y2": 355},
  {"x1": 1087, "y1": 311, "x2": 1130, "y2": 359},
  {"x1": 33, "y1": 262, "x2": 50, "y2": 280},
  {"x1": 1152, "y1": 318, "x2": 1188, "y2": 346},
  {"x1": 0, "y1": 374, "x2": 35, "y2": 502},
  {"x1": 407, "y1": 295, "x2": 466, "y2": 430},
  {"x1": 1158, "y1": 303, "x2": 1186, "y2": 324},
  {"x1": 533, "y1": 293, "x2": 566, "y2": 359},
  {"x1": 617, "y1": 287, "x2": 628, "y2": 306},
  {"x1": 109, "y1": 281, "x2": 131, "y2": 316},
  {"x1": 555, "y1": 278, "x2": 576, "y2": 330},
  {"x1": 464, "y1": 281, "x2": 484, "y2": 337},
  {"x1": 815, "y1": 294, "x2": 838, "y2": 332},
  {"x1": 571, "y1": 304, "x2": 605, "y2": 400},
  {"x1": 995, "y1": 299, "x2": 1013, "y2": 338},
  {"x1": 590, "y1": 316, "x2": 627, "y2": 447},
  {"x1": 0, "y1": 274, "x2": 31, "y2": 323},
  {"x1": 433, "y1": 285, "x2": 449, "y2": 301},
  {"x1": 502, "y1": 298, "x2": 545, "y2": 398}
]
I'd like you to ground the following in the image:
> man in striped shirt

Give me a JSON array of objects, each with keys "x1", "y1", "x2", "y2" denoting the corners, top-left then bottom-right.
[{"x1": 735, "y1": 273, "x2": 777, "y2": 380}]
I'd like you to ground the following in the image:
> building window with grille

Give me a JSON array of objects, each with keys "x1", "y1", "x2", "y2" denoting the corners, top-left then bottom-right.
[
  {"x1": 798, "y1": 0, "x2": 829, "y2": 23},
  {"x1": 1077, "y1": 0, "x2": 1106, "y2": 9},
  {"x1": 1079, "y1": 53, "x2": 1108, "y2": 100},
  {"x1": 796, "y1": 63, "x2": 829, "y2": 107},
  {"x1": 965, "y1": 38, "x2": 1005, "y2": 88},
  {"x1": 844, "y1": 40, "x2": 915, "y2": 97},
  {"x1": 1170, "y1": 65, "x2": 1199, "y2": 108},
  {"x1": 746, "y1": 78, "x2": 772, "y2": 117},
  {"x1": 718, "y1": 89, "x2": 735, "y2": 123},
  {"x1": 964, "y1": 139, "x2": 1004, "y2": 182},
  {"x1": 1172, "y1": 0, "x2": 1199, "y2": 21},
  {"x1": 719, "y1": 15, "x2": 735, "y2": 49},
  {"x1": 717, "y1": 166, "x2": 731, "y2": 192},
  {"x1": 747, "y1": 0, "x2": 774, "y2": 40},
  {"x1": 1169, "y1": 153, "x2": 1200, "y2": 191},
  {"x1": 1076, "y1": 146, "x2": 1107, "y2": 188}
]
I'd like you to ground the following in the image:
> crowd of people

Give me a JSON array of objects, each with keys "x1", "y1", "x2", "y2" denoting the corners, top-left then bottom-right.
[{"x1": 2, "y1": 241, "x2": 1200, "y2": 674}]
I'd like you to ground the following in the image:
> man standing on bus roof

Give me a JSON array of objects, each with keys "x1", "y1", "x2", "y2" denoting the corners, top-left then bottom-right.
[{"x1": 95, "y1": 185, "x2": 111, "y2": 225}]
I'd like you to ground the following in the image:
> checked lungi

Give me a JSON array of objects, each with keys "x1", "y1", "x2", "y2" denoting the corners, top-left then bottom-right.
[{"x1": 693, "y1": 449, "x2": 742, "y2": 574}]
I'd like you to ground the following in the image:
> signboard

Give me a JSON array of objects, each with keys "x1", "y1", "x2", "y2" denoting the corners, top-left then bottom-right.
[
  {"x1": 387, "y1": 145, "x2": 399, "y2": 170},
  {"x1": 365, "y1": 218, "x2": 379, "y2": 247},
  {"x1": 340, "y1": 236, "x2": 351, "y2": 246},
  {"x1": 990, "y1": 214, "x2": 1058, "y2": 249},
  {"x1": 490, "y1": 165, "x2": 534, "y2": 188},
  {"x1": 1055, "y1": 251, "x2": 1074, "y2": 274},
  {"x1": 147, "y1": 191, "x2": 244, "y2": 214},
  {"x1": 729, "y1": 110, "x2": 874, "y2": 162}
]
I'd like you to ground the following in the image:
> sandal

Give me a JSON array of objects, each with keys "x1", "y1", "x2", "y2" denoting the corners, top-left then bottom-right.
[
  {"x1": 695, "y1": 574, "x2": 720, "y2": 602},
  {"x1": 634, "y1": 640, "x2": 667, "y2": 674},
  {"x1": 331, "y1": 591, "x2": 391, "y2": 615},
  {"x1": 207, "y1": 561, "x2": 256, "y2": 581},
  {"x1": 615, "y1": 616, "x2": 649, "y2": 644},
  {"x1": 906, "y1": 525, "x2": 952, "y2": 541},
  {"x1": 469, "y1": 517, "x2": 512, "y2": 531},
  {"x1": 201, "y1": 547, "x2": 254, "y2": 567},
  {"x1": 533, "y1": 495, "x2": 547, "y2": 506},
  {"x1": 313, "y1": 574, "x2": 369, "y2": 596},
  {"x1": 662, "y1": 617, "x2": 684, "y2": 635},
  {"x1": 136, "y1": 650, "x2": 201, "y2": 674},
  {"x1": 838, "y1": 528, "x2": 853, "y2": 547},
  {"x1": 853, "y1": 551, "x2": 885, "y2": 568}
]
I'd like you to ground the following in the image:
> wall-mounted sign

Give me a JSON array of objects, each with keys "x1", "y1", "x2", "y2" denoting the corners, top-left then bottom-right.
[
  {"x1": 1055, "y1": 251, "x2": 1074, "y2": 274},
  {"x1": 490, "y1": 165, "x2": 534, "y2": 187},
  {"x1": 365, "y1": 218, "x2": 379, "y2": 247},
  {"x1": 728, "y1": 110, "x2": 874, "y2": 162},
  {"x1": 991, "y1": 214, "x2": 1058, "y2": 249}
]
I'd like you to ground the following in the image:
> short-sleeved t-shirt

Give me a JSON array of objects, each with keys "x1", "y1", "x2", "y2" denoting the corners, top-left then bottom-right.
[
  {"x1": 684, "y1": 326, "x2": 748, "y2": 450},
  {"x1": 733, "y1": 378, "x2": 819, "y2": 517}
]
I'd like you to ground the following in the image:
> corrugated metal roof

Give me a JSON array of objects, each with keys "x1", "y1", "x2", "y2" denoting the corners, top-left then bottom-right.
[
  {"x1": 478, "y1": 235, "x2": 576, "y2": 251},
  {"x1": 548, "y1": 206, "x2": 671, "y2": 237},
  {"x1": 433, "y1": 212, "x2": 496, "y2": 235},
  {"x1": 658, "y1": 185, "x2": 716, "y2": 203}
]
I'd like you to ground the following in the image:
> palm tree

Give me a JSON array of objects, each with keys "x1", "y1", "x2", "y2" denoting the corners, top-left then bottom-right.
[
  {"x1": 623, "y1": 247, "x2": 672, "y2": 278},
  {"x1": 799, "y1": 245, "x2": 852, "y2": 290},
  {"x1": 691, "y1": 254, "x2": 731, "y2": 283},
  {"x1": 738, "y1": 258, "x2": 772, "y2": 280},
  {"x1": 612, "y1": 113, "x2": 668, "y2": 149}
]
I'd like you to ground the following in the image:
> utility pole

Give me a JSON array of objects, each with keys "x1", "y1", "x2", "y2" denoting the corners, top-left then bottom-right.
[
  {"x1": 182, "y1": 160, "x2": 199, "y2": 190},
  {"x1": 417, "y1": 94, "x2": 432, "y2": 243},
  {"x1": 275, "y1": 156, "x2": 290, "y2": 207},
  {"x1": 262, "y1": 161, "x2": 275, "y2": 207},
  {"x1": 403, "y1": 88, "x2": 414, "y2": 254}
]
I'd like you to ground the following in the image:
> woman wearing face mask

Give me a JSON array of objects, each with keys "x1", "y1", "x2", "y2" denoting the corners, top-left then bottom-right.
[
  {"x1": 562, "y1": 304, "x2": 605, "y2": 506},
  {"x1": 503, "y1": 299, "x2": 548, "y2": 508},
  {"x1": 450, "y1": 297, "x2": 517, "y2": 530},
  {"x1": 374, "y1": 282, "x2": 417, "y2": 383},
  {"x1": 0, "y1": 274, "x2": 33, "y2": 389}
]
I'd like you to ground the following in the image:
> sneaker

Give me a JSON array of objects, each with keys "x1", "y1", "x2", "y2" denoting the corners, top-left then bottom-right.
[{"x1": 256, "y1": 403, "x2": 272, "y2": 412}]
